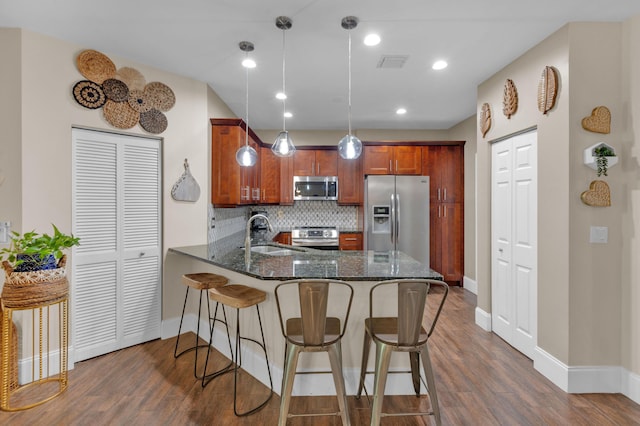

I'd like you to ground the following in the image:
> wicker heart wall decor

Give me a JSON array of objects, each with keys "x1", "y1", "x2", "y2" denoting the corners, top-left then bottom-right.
[
  {"x1": 582, "y1": 106, "x2": 611, "y2": 134},
  {"x1": 580, "y1": 180, "x2": 611, "y2": 207},
  {"x1": 73, "y1": 49, "x2": 175, "y2": 134}
]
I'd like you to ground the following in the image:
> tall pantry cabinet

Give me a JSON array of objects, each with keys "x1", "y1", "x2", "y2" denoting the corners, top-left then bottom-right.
[{"x1": 422, "y1": 144, "x2": 464, "y2": 283}]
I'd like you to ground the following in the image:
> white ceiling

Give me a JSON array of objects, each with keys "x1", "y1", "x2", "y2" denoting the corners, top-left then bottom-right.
[{"x1": 2, "y1": 0, "x2": 640, "y2": 131}]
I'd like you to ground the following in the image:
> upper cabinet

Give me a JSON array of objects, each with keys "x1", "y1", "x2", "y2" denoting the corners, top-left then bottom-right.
[
  {"x1": 337, "y1": 154, "x2": 363, "y2": 205},
  {"x1": 293, "y1": 149, "x2": 338, "y2": 176},
  {"x1": 211, "y1": 118, "x2": 261, "y2": 207},
  {"x1": 260, "y1": 146, "x2": 280, "y2": 204},
  {"x1": 421, "y1": 145, "x2": 464, "y2": 203},
  {"x1": 363, "y1": 145, "x2": 422, "y2": 175}
]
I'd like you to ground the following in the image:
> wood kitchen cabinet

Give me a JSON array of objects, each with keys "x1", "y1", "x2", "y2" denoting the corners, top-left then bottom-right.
[
  {"x1": 363, "y1": 145, "x2": 422, "y2": 175},
  {"x1": 430, "y1": 203, "x2": 463, "y2": 283},
  {"x1": 260, "y1": 146, "x2": 280, "y2": 204},
  {"x1": 293, "y1": 149, "x2": 338, "y2": 176},
  {"x1": 337, "y1": 154, "x2": 363, "y2": 205},
  {"x1": 273, "y1": 232, "x2": 292, "y2": 245},
  {"x1": 422, "y1": 145, "x2": 463, "y2": 203},
  {"x1": 423, "y1": 143, "x2": 464, "y2": 284},
  {"x1": 211, "y1": 118, "x2": 261, "y2": 207},
  {"x1": 339, "y1": 232, "x2": 362, "y2": 250},
  {"x1": 280, "y1": 155, "x2": 294, "y2": 205}
]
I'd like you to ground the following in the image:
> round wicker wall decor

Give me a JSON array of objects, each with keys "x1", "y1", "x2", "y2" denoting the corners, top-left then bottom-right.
[{"x1": 73, "y1": 80, "x2": 106, "y2": 109}]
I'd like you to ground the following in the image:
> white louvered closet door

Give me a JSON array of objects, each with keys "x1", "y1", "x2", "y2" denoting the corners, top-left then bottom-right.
[{"x1": 72, "y1": 128, "x2": 161, "y2": 363}]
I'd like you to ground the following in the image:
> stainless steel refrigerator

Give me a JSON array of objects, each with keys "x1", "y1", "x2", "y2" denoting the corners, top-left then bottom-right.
[{"x1": 364, "y1": 175, "x2": 430, "y2": 265}]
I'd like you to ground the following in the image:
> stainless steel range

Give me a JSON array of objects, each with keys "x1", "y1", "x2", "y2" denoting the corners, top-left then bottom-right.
[{"x1": 291, "y1": 226, "x2": 339, "y2": 250}]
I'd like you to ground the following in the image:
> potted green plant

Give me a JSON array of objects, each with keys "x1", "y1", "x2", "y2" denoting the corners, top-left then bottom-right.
[
  {"x1": 0, "y1": 224, "x2": 80, "y2": 272},
  {"x1": 593, "y1": 145, "x2": 616, "y2": 177}
]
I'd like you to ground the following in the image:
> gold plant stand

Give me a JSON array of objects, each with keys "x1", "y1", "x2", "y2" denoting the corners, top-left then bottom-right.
[{"x1": 1, "y1": 258, "x2": 69, "y2": 411}]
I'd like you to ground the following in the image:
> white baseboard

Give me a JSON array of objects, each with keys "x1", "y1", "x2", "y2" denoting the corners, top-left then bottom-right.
[
  {"x1": 534, "y1": 346, "x2": 640, "y2": 405},
  {"x1": 463, "y1": 276, "x2": 477, "y2": 294},
  {"x1": 18, "y1": 347, "x2": 73, "y2": 384},
  {"x1": 475, "y1": 306, "x2": 492, "y2": 331}
]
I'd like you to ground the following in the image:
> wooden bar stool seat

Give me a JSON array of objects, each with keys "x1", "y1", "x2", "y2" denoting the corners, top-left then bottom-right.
[
  {"x1": 174, "y1": 273, "x2": 231, "y2": 381},
  {"x1": 205, "y1": 284, "x2": 273, "y2": 416}
]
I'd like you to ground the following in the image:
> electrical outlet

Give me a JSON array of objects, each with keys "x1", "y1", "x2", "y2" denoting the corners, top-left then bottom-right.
[{"x1": 590, "y1": 226, "x2": 608, "y2": 243}]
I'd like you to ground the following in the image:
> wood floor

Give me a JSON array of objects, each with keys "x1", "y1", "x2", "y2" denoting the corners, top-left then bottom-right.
[{"x1": 3, "y1": 287, "x2": 640, "y2": 425}]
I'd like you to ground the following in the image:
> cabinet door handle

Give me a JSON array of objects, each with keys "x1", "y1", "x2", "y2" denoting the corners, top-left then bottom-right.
[
  {"x1": 444, "y1": 205, "x2": 447, "y2": 218},
  {"x1": 344, "y1": 238, "x2": 357, "y2": 241},
  {"x1": 438, "y1": 205, "x2": 441, "y2": 218},
  {"x1": 437, "y1": 188, "x2": 441, "y2": 201},
  {"x1": 443, "y1": 188, "x2": 447, "y2": 201},
  {"x1": 389, "y1": 160, "x2": 392, "y2": 173},
  {"x1": 395, "y1": 159, "x2": 398, "y2": 173}
]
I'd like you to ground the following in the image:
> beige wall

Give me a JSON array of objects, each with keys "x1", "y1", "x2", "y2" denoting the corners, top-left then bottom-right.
[
  {"x1": 621, "y1": 16, "x2": 640, "y2": 375},
  {"x1": 477, "y1": 20, "x2": 638, "y2": 375},
  {"x1": 0, "y1": 29, "x2": 23, "y2": 287}
]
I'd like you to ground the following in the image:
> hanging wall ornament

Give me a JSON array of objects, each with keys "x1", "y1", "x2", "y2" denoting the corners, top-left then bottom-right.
[
  {"x1": 139, "y1": 109, "x2": 168, "y2": 134},
  {"x1": 73, "y1": 80, "x2": 106, "y2": 109},
  {"x1": 503, "y1": 79, "x2": 518, "y2": 118},
  {"x1": 480, "y1": 103, "x2": 492, "y2": 138},
  {"x1": 144, "y1": 82, "x2": 176, "y2": 112},
  {"x1": 581, "y1": 106, "x2": 611, "y2": 134},
  {"x1": 171, "y1": 159, "x2": 201, "y2": 202},
  {"x1": 103, "y1": 99, "x2": 139, "y2": 129},
  {"x1": 102, "y1": 78, "x2": 130, "y2": 102},
  {"x1": 76, "y1": 49, "x2": 116, "y2": 84},
  {"x1": 115, "y1": 67, "x2": 146, "y2": 91},
  {"x1": 537, "y1": 66, "x2": 558, "y2": 114},
  {"x1": 580, "y1": 180, "x2": 611, "y2": 207}
]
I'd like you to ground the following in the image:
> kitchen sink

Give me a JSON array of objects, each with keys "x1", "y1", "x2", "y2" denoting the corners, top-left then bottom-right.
[{"x1": 244, "y1": 245, "x2": 303, "y2": 256}]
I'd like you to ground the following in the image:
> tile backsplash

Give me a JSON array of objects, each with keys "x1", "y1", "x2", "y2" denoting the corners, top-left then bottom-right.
[{"x1": 208, "y1": 201, "x2": 358, "y2": 244}]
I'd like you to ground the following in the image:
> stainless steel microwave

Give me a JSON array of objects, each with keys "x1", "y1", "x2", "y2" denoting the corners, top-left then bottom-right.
[{"x1": 293, "y1": 176, "x2": 338, "y2": 201}]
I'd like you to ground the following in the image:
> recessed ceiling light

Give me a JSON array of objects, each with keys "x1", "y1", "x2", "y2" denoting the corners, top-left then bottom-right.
[
  {"x1": 396, "y1": 108, "x2": 407, "y2": 115},
  {"x1": 284, "y1": 112, "x2": 292, "y2": 118},
  {"x1": 432, "y1": 60, "x2": 447, "y2": 70},
  {"x1": 242, "y1": 58, "x2": 256, "y2": 68},
  {"x1": 276, "y1": 92, "x2": 287, "y2": 100},
  {"x1": 364, "y1": 34, "x2": 381, "y2": 46}
]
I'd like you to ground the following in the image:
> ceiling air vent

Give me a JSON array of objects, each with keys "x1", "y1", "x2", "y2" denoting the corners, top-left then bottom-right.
[{"x1": 376, "y1": 55, "x2": 409, "y2": 69}]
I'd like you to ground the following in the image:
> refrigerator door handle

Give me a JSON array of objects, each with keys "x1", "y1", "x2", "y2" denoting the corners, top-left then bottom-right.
[
  {"x1": 390, "y1": 193, "x2": 395, "y2": 245},
  {"x1": 395, "y1": 193, "x2": 400, "y2": 245}
]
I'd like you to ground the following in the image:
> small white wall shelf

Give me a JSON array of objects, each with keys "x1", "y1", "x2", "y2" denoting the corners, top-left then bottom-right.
[{"x1": 583, "y1": 142, "x2": 618, "y2": 171}]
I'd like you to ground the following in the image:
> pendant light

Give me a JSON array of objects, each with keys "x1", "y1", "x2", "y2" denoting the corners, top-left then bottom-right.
[
  {"x1": 236, "y1": 41, "x2": 258, "y2": 167},
  {"x1": 337, "y1": 16, "x2": 362, "y2": 160},
  {"x1": 271, "y1": 16, "x2": 295, "y2": 157}
]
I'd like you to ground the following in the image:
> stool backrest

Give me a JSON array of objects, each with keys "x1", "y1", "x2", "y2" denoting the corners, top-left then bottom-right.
[
  {"x1": 276, "y1": 279, "x2": 354, "y2": 347},
  {"x1": 370, "y1": 279, "x2": 448, "y2": 346}
]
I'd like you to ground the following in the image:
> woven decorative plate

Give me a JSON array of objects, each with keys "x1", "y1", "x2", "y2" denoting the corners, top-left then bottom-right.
[
  {"x1": 128, "y1": 89, "x2": 153, "y2": 113},
  {"x1": 73, "y1": 80, "x2": 106, "y2": 109},
  {"x1": 103, "y1": 100, "x2": 139, "y2": 129},
  {"x1": 76, "y1": 50, "x2": 116, "y2": 84},
  {"x1": 115, "y1": 67, "x2": 146, "y2": 91},
  {"x1": 102, "y1": 78, "x2": 130, "y2": 102},
  {"x1": 145, "y1": 82, "x2": 176, "y2": 112},
  {"x1": 140, "y1": 109, "x2": 168, "y2": 134}
]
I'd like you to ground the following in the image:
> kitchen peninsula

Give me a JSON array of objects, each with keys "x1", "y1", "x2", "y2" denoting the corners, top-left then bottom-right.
[{"x1": 167, "y1": 240, "x2": 443, "y2": 396}]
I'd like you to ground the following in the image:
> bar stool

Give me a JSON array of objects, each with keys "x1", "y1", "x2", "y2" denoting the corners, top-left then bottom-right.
[
  {"x1": 207, "y1": 284, "x2": 273, "y2": 416},
  {"x1": 275, "y1": 279, "x2": 354, "y2": 426},
  {"x1": 174, "y1": 272, "x2": 229, "y2": 380},
  {"x1": 356, "y1": 279, "x2": 448, "y2": 426}
]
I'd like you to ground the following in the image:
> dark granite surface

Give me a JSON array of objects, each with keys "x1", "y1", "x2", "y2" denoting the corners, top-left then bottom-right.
[{"x1": 169, "y1": 237, "x2": 442, "y2": 282}]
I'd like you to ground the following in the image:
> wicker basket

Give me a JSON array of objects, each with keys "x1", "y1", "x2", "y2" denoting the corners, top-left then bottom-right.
[
  {"x1": 0, "y1": 303, "x2": 18, "y2": 391},
  {"x1": 1, "y1": 256, "x2": 68, "y2": 309}
]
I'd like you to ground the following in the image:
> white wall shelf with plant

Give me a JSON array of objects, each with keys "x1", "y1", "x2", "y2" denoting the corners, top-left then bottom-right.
[{"x1": 583, "y1": 142, "x2": 618, "y2": 176}]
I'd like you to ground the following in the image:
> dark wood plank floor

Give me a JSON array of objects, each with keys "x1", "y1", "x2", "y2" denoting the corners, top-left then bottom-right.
[{"x1": 3, "y1": 287, "x2": 639, "y2": 425}]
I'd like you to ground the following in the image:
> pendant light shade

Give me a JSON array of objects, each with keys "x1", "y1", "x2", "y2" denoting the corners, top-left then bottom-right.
[
  {"x1": 338, "y1": 16, "x2": 362, "y2": 160},
  {"x1": 272, "y1": 16, "x2": 296, "y2": 157},
  {"x1": 236, "y1": 41, "x2": 258, "y2": 167}
]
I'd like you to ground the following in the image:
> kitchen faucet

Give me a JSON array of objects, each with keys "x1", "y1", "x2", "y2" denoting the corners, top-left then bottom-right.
[{"x1": 245, "y1": 213, "x2": 273, "y2": 266}]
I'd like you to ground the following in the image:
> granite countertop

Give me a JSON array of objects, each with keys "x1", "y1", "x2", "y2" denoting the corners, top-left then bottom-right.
[{"x1": 169, "y1": 239, "x2": 442, "y2": 282}]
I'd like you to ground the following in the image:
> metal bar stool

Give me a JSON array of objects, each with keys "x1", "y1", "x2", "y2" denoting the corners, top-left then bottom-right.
[
  {"x1": 174, "y1": 272, "x2": 229, "y2": 380},
  {"x1": 275, "y1": 279, "x2": 354, "y2": 426},
  {"x1": 356, "y1": 279, "x2": 448, "y2": 426},
  {"x1": 207, "y1": 284, "x2": 273, "y2": 416}
]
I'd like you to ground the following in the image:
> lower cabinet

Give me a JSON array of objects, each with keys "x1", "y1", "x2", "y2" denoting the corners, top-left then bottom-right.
[
  {"x1": 430, "y1": 202, "x2": 463, "y2": 283},
  {"x1": 339, "y1": 232, "x2": 363, "y2": 250},
  {"x1": 273, "y1": 232, "x2": 292, "y2": 245}
]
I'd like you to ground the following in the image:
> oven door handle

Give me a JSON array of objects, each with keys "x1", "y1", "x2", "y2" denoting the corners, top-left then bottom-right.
[{"x1": 291, "y1": 239, "x2": 339, "y2": 247}]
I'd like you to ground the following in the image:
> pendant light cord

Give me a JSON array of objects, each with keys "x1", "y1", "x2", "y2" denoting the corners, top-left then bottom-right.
[
  {"x1": 347, "y1": 30, "x2": 353, "y2": 137},
  {"x1": 245, "y1": 53, "x2": 249, "y2": 147},
  {"x1": 282, "y1": 28, "x2": 287, "y2": 132}
]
